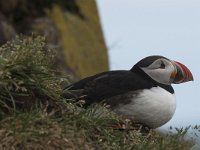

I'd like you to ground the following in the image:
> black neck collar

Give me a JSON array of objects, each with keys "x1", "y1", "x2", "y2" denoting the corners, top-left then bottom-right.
[{"x1": 131, "y1": 66, "x2": 174, "y2": 94}]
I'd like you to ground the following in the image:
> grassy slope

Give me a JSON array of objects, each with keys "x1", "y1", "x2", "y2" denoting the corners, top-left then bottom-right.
[{"x1": 0, "y1": 36, "x2": 197, "y2": 150}]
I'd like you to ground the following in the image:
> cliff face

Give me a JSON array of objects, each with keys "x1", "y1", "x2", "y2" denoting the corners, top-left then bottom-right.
[{"x1": 0, "y1": 0, "x2": 109, "y2": 79}]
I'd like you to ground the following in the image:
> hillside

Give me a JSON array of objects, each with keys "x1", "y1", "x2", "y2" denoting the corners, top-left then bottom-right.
[{"x1": 0, "y1": 36, "x2": 196, "y2": 150}]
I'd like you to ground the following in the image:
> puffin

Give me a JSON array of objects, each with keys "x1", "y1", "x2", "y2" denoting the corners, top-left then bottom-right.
[{"x1": 63, "y1": 55, "x2": 193, "y2": 128}]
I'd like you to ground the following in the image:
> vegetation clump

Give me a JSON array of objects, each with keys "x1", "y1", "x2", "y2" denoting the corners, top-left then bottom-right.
[
  {"x1": 0, "y1": 36, "x2": 66, "y2": 115},
  {"x1": 0, "y1": 36, "x2": 196, "y2": 150}
]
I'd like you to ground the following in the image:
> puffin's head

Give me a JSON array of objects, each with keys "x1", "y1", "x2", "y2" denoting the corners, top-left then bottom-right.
[{"x1": 131, "y1": 55, "x2": 194, "y2": 85}]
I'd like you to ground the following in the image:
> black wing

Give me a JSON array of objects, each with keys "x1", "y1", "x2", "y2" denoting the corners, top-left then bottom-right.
[{"x1": 63, "y1": 70, "x2": 156, "y2": 104}]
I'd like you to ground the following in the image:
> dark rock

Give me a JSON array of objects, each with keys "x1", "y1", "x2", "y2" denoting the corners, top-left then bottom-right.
[{"x1": 0, "y1": 13, "x2": 16, "y2": 45}]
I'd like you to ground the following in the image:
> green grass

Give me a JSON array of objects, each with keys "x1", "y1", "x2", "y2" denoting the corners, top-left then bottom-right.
[
  {"x1": 0, "y1": 35, "x2": 67, "y2": 115},
  {"x1": 0, "y1": 36, "x2": 197, "y2": 150}
]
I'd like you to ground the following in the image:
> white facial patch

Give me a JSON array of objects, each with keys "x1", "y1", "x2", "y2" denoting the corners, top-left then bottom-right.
[{"x1": 141, "y1": 59, "x2": 175, "y2": 85}]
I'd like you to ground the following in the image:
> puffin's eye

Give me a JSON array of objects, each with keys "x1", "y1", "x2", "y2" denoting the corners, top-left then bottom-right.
[{"x1": 160, "y1": 61, "x2": 165, "y2": 69}]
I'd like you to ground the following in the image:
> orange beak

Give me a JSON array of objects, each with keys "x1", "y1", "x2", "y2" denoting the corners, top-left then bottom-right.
[{"x1": 171, "y1": 61, "x2": 194, "y2": 84}]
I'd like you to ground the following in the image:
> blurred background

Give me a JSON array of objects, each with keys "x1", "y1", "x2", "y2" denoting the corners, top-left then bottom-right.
[
  {"x1": 0, "y1": 0, "x2": 109, "y2": 81},
  {"x1": 0, "y1": 0, "x2": 199, "y2": 130}
]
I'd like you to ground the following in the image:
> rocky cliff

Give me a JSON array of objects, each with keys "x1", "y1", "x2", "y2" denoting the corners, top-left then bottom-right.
[{"x1": 0, "y1": 0, "x2": 109, "y2": 79}]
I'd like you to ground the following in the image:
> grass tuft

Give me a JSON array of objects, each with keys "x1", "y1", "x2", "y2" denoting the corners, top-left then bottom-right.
[{"x1": 0, "y1": 35, "x2": 68, "y2": 116}]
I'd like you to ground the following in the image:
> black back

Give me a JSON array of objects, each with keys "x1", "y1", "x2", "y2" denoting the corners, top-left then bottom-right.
[{"x1": 63, "y1": 65, "x2": 174, "y2": 105}]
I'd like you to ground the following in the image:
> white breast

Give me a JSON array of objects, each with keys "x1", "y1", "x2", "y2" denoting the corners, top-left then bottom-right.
[{"x1": 114, "y1": 86, "x2": 176, "y2": 128}]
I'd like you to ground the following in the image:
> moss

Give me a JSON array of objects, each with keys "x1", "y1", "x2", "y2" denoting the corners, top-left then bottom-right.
[{"x1": 50, "y1": 2, "x2": 109, "y2": 78}]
